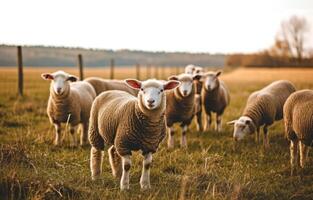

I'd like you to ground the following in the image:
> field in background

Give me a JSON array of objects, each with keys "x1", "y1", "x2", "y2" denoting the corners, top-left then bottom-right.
[{"x1": 0, "y1": 67, "x2": 313, "y2": 199}]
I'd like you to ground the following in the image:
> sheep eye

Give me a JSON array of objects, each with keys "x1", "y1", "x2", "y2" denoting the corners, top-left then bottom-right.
[
  {"x1": 140, "y1": 88, "x2": 144, "y2": 91},
  {"x1": 160, "y1": 89, "x2": 164, "y2": 92}
]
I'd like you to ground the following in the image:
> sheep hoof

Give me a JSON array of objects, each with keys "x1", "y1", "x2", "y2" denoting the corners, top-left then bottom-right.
[
  {"x1": 91, "y1": 175, "x2": 100, "y2": 181},
  {"x1": 140, "y1": 183, "x2": 151, "y2": 190},
  {"x1": 120, "y1": 184, "x2": 130, "y2": 190}
]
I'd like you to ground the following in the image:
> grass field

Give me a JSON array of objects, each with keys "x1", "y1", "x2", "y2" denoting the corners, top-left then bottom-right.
[{"x1": 0, "y1": 67, "x2": 313, "y2": 200}]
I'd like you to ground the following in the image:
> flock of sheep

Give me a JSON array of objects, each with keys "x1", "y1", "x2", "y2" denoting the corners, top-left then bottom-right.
[{"x1": 41, "y1": 64, "x2": 313, "y2": 190}]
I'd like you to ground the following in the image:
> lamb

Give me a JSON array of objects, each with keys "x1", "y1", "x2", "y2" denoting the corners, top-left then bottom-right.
[
  {"x1": 166, "y1": 73, "x2": 200, "y2": 148},
  {"x1": 201, "y1": 71, "x2": 230, "y2": 132},
  {"x1": 88, "y1": 78, "x2": 180, "y2": 190},
  {"x1": 228, "y1": 80, "x2": 296, "y2": 148},
  {"x1": 283, "y1": 89, "x2": 313, "y2": 175},
  {"x1": 84, "y1": 77, "x2": 138, "y2": 96},
  {"x1": 41, "y1": 71, "x2": 96, "y2": 146}
]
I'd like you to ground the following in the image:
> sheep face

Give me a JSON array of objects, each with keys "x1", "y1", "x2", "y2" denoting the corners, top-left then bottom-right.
[
  {"x1": 228, "y1": 116, "x2": 254, "y2": 141},
  {"x1": 169, "y1": 74, "x2": 198, "y2": 97},
  {"x1": 125, "y1": 79, "x2": 180, "y2": 110},
  {"x1": 185, "y1": 64, "x2": 195, "y2": 75},
  {"x1": 202, "y1": 71, "x2": 222, "y2": 91},
  {"x1": 41, "y1": 71, "x2": 78, "y2": 95}
]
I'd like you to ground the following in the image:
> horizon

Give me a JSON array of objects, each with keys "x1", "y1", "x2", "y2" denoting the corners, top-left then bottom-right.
[{"x1": 1, "y1": 0, "x2": 313, "y2": 54}]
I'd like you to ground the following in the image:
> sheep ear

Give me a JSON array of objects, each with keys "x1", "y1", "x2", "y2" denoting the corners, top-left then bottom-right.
[
  {"x1": 216, "y1": 71, "x2": 222, "y2": 77},
  {"x1": 67, "y1": 75, "x2": 78, "y2": 82},
  {"x1": 125, "y1": 79, "x2": 142, "y2": 90},
  {"x1": 227, "y1": 120, "x2": 237, "y2": 125},
  {"x1": 41, "y1": 73, "x2": 54, "y2": 80},
  {"x1": 193, "y1": 74, "x2": 202, "y2": 81},
  {"x1": 168, "y1": 75, "x2": 178, "y2": 81},
  {"x1": 164, "y1": 80, "x2": 180, "y2": 90}
]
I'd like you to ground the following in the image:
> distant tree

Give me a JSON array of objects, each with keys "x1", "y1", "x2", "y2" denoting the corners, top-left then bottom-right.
[{"x1": 278, "y1": 15, "x2": 309, "y2": 62}]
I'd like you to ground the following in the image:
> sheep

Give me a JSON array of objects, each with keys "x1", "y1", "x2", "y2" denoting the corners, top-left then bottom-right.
[
  {"x1": 165, "y1": 73, "x2": 200, "y2": 148},
  {"x1": 228, "y1": 80, "x2": 296, "y2": 148},
  {"x1": 283, "y1": 89, "x2": 313, "y2": 175},
  {"x1": 88, "y1": 78, "x2": 180, "y2": 190},
  {"x1": 193, "y1": 66, "x2": 204, "y2": 131},
  {"x1": 185, "y1": 64, "x2": 195, "y2": 74},
  {"x1": 201, "y1": 71, "x2": 230, "y2": 132},
  {"x1": 41, "y1": 70, "x2": 96, "y2": 146},
  {"x1": 84, "y1": 77, "x2": 138, "y2": 96}
]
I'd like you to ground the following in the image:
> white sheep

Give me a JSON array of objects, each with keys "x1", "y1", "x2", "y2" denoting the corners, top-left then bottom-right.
[
  {"x1": 88, "y1": 79, "x2": 180, "y2": 190},
  {"x1": 185, "y1": 64, "x2": 196, "y2": 74},
  {"x1": 201, "y1": 71, "x2": 230, "y2": 132},
  {"x1": 192, "y1": 66, "x2": 204, "y2": 131},
  {"x1": 84, "y1": 77, "x2": 138, "y2": 96},
  {"x1": 166, "y1": 73, "x2": 200, "y2": 148},
  {"x1": 228, "y1": 80, "x2": 296, "y2": 148},
  {"x1": 283, "y1": 89, "x2": 313, "y2": 175},
  {"x1": 41, "y1": 71, "x2": 96, "y2": 146}
]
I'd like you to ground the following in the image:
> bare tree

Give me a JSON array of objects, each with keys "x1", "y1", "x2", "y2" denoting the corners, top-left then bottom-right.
[{"x1": 278, "y1": 15, "x2": 309, "y2": 62}]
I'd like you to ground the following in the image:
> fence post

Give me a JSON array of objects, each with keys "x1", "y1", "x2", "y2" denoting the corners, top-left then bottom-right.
[
  {"x1": 146, "y1": 64, "x2": 151, "y2": 79},
  {"x1": 155, "y1": 66, "x2": 159, "y2": 79},
  {"x1": 136, "y1": 64, "x2": 140, "y2": 80},
  {"x1": 110, "y1": 58, "x2": 114, "y2": 79},
  {"x1": 17, "y1": 46, "x2": 23, "y2": 96},
  {"x1": 78, "y1": 54, "x2": 84, "y2": 80}
]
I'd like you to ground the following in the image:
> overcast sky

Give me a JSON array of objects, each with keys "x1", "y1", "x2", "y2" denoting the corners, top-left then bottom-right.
[{"x1": 1, "y1": 0, "x2": 313, "y2": 53}]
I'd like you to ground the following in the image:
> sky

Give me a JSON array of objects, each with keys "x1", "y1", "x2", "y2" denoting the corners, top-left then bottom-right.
[{"x1": 1, "y1": 0, "x2": 313, "y2": 53}]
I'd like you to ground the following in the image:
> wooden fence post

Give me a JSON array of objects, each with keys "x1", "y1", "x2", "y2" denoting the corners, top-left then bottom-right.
[
  {"x1": 146, "y1": 64, "x2": 151, "y2": 79},
  {"x1": 17, "y1": 46, "x2": 23, "y2": 96},
  {"x1": 78, "y1": 54, "x2": 84, "y2": 80},
  {"x1": 110, "y1": 58, "x2": 114, "y2": 79},
  {"x1": 136, "y1": 64, "x2": 140, "y2": 80}
]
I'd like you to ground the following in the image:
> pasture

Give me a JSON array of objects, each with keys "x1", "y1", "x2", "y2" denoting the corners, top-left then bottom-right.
[{"x1": 0, "y1": 67, "x2": 313, "y2": 200}]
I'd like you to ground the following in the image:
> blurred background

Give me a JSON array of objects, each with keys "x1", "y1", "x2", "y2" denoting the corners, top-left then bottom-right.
[{"x1": 1, "y1": 0, "x2": 313, "y2": 70}]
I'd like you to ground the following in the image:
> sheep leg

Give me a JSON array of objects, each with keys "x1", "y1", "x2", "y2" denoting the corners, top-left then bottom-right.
[
  {"x1": 215, "y1": 114, "x2": 222, "y2": 132},
  {"x1": 255, "y1": 127, "x2": 260, "y2": 144},
  {"x1": 167, "y1": 127, "x2": 175, "y2": 149},
  {"x1": 69, "y1": 125, "x2": 78, "y2": 147},
  {"x1": 140, "y1": 153, "x2": 152, "y2": 189},
  {"x1": 263, "y1": 125, "x2": 269, "y2": 149},
  {"x1": 53, "y1": 123, "x2": 61, "y2": 146},
  {"x1": 290, "y1": 139, "x2": 299, "y2": 176},
  {"x1": 108, "y1": 146, "x2": 122, "y2": 178},
  {"x1": 90, "y1": 146, "x2": 103, "y2": 180},
  {"x1": 299, "y1": 141, "x2": 309, "y2": 169},
  {"x1": 80, "y1": 122, "x2": 88, "y2": 146},
  {"x1": 196, "y1": 111, "x2": 203, "y2": 132},
  {"x1": 204, "y1": 112, "x2": 212, "y2": 131},
  {"x1": 181, "y1": 125, "x2": 188, "y2": 148},
  {"x1": 120, "y1": 155, "x2": 131, "y2": 190}
]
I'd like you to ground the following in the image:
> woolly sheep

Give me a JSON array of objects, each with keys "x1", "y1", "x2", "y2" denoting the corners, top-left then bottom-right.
[
  {"x1": 41, "y1": 71, "x2": 96, "y2": 146},
  {"x1": 85, "y1": 77, "x2": 138, "y2": 96},
  {"x1": 201, "y1": 71, "x2": 230, "y2": 132},
  {"x1": 185, "y1": 64, "x2": 196, "y2": 74},
  {"x1": 88, "y1": 79, "x2": 180, "y2": 190},
  {"x1": 228, "y1": 80, "x2": 296, "y2": 148},
  {"x1": 283, "y1": 89, "x2": 313, "y2": 175},
  {"x1": 166, "y1": 73, "x2": 200, "y2": 148}
]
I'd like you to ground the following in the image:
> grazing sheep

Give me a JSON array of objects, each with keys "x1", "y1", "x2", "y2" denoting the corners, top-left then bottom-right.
[
  {"x1": 283, "y1": 89, "x2": 313, "y2": 175},
  {"x1": 193, "y1": 66, "x2": 204, "y2": 132},
  {"x1": 201, "y1": 71, "x2": 230, "y2": 132},
  {"x1": 185, "y1": 64, "x2": 195, "y2": 74},
  {"x1": 228, "y1": 80, "x2": 296, "y2": 148},
  {"x1": 41, "y1": 71, "x2": 96, "y2": 146},
  {"x1": 85, "y1": 77, "x2": 138, "y2": 96},
  {"x1": 88, "y1": 79, "x2": 180, "y2": 190},
  {"x1": 166, "y1": 73, "x2": 200, "y2": 148}
]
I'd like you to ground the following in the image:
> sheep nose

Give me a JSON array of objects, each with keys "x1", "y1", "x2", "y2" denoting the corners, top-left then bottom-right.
[
  {"x1": 147, "y1": 99, "x2": 155, "y2": 104},
  {"x1": 57, "y1": 88, "x2": 62, "y2": 94},
  {"x1": 183, "y1": 90, "x2": 188, "y2": 95}
]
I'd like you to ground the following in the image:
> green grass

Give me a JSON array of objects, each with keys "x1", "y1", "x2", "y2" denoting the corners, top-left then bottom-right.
[{"x1": 1, "y1": 67, "x2": 313, "y2": 200}]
